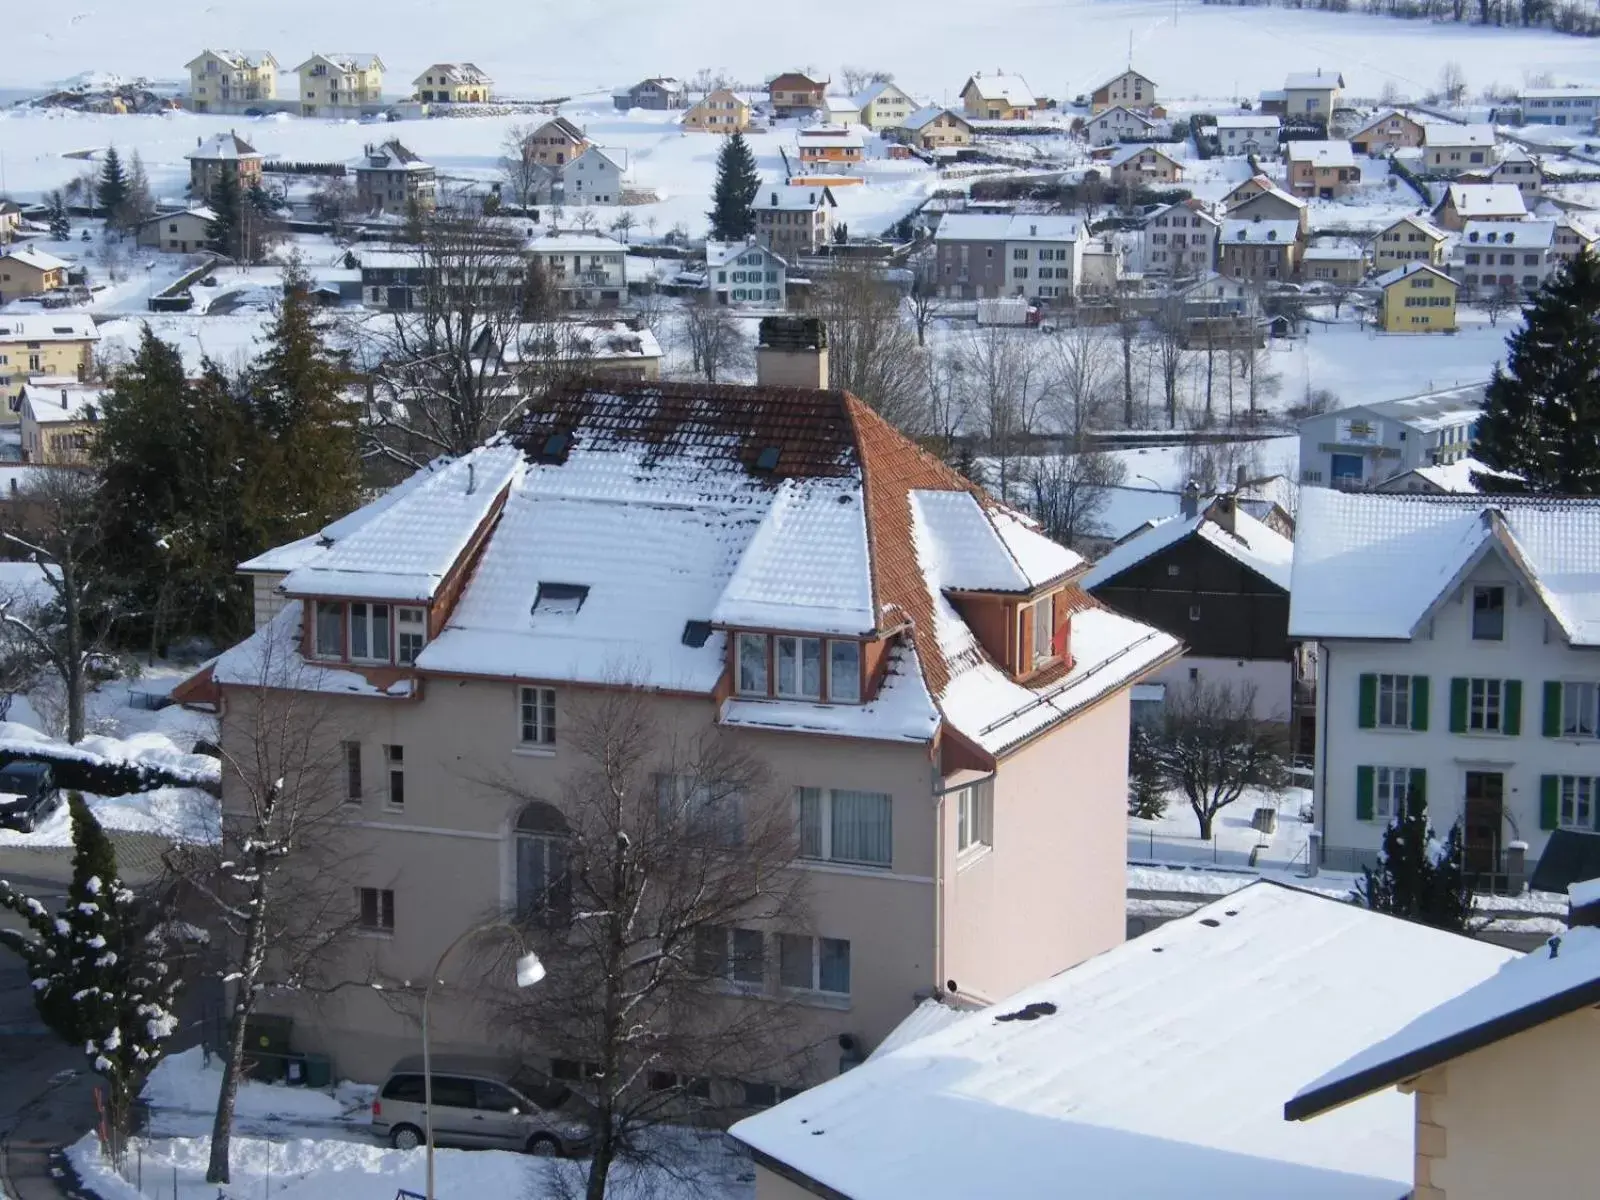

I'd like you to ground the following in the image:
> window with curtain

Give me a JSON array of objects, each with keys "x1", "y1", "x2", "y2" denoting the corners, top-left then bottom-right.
[
  {"x1": 828, "y1": 640, "x2": 861, "y2": 702},
  {"x1": 737, "y1": 633, "x2": 769, "y2": 695},
  {"x1": 778, "y1": 933, "x2": 850, "y2": 995},
  {"x1": 796, "y1": 788, "x2": 891, "y2": 867},
  {"x1": 516, "y1": 802, "x2": 570, "y2": 918},
  {"x1": 776, "y1": 636, "x2": 823, "y2": 699},
  {"x1": 315, "y1": 601, "x2": 343, "y2": 659}
]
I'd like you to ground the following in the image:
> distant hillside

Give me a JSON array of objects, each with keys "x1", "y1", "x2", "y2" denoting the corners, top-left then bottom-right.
[{"x1": 1202, "y1": 0, "x2": 1600, "y2": 39}]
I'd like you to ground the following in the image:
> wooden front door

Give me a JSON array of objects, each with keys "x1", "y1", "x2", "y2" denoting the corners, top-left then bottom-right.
[{"x1": 1464, "y1": 771, "x2": 1504, "y2": 876}]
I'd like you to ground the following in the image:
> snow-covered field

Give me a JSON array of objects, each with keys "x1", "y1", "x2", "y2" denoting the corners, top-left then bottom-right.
[{"x1": 9, "y1": 0, "x2": 1600, "y2": 101}]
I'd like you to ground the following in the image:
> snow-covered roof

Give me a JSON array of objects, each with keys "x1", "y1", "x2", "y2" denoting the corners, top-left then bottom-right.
[
  {"x1": 962, "y1": 72, "x2": 1035, "y2": 106},
  {"x1": 912, "y1": 490, "x2": 1082, "y2": 593},
  {"x1": 1289, "y1": 489, "x2": 1600, "y2": 644},
  {"x1": 0, "y1": 245, "x2": 69, "y2": 272},
  {"x1": 1082, "y1": 503, "x2": 1294, "y2": 592},
  {"x1": 705, "y1": 240, "x2": 785, "y2": 269},
  {"x1": 1303, "y1": 239, "x2": 1364, "y2": 260},
  {"x1": 1149, "y1": 198, "x2": 1220, "y2": 227},
  {"x1": 1215, "y1": 114, "x2": 1281, "y2": 131},
  {"x1": 1439, "y1": 183, "x2": 1526, "y2": 217},
  {"x1": 188, "y1": 49, "x2": 276, "y2": 69},
  {"x1": 1351, "y1": 108, "x2": 1420, "y2": 137},
  {"x1": 733, "y1": 883, "x2": 1515, "y2": 1200},
  {"x1": 1091, "y1": 68, "x2": 1156, "y2": 92},
  {"x1": 297, "y1": 52, "x2": 384, "y2": 73},
  {"x1": 523, "y1": 233, "x2": 626, "y2": 255},
  {"x1": 935, "y1": 213, "x2": 1084, "y2": 242},
  {"x1": 1108, "y1": 143, "x2": 1179, "y2": 169},
  {"x1": 212, "y1": 601, "x2": 414, "y2": 698},
  {"x1": 139, "y1": 205, "x2": 218, "y2": 226},
  {"x1": 501, "y1": 320, "x2": 663, "y2": 365},
  {"x1": 1088, "y1": 105, "x2": 1157, "y2": 128},
  {"x1": 1219, "y1": 218, "x2": 1299, "y2": 245},
  {"x1": 852, "y1": 80, "x2": 907, "y2": 108},
  {"x1": 412, "y1": 62, "x2": 491, "y2": 86},
  {"x1": 1287, "y1": 140, "x2": 1356, "y2": 168},
  {"x1": 19, "y1": 381, "x2": 106, "y2": 425},
  {"x1": 1373, "y1": 261, "x2": 1456, "y2": 288},
  {"x1": 281, "y1": 445, "x2": 523, "y2": 603},
  {"x1": 359, "y1": 140, "x2": 432, "y2": 172},
  {"x1": 1521, "y1": 85, "x2": 1600, "y2": 100},
  {"x1": 1225, "y1": 174, "x2": 1308, "y2": 211},
  {"x1": 0, "y1": 314, "x2": 98, "y2": 342},
  {"x1": 1423, "y1": 123, "x2": 1496, "y2": 149},
  {"x1": 757, "y1": 183, "x2": 833, "y2": 211},
  {"x1": 797, "y1": 127, "x2": 863, "y2": 149},
  {"x1": 1284, "y1": 69, "x2": 1343, "y2": 90},
  {"x1": 1365, "y1": 382, "x2": 1485, "y2": 432},
  {"x1": 1290, "y1": 921, "x2": 1600, "y2": 1123},
  {"x1": 899, "y1": 105, "x2": 965, "y2": 132},
  {"x1": 1380, "y1": 213, "x2": 1445, "y2": 241},
  {"x1": 1457, "y1": 218, "x2": 1555, "y2": 248},
  {"x1": 822, "y1": 95, "x2": 861, "y2": 114},
  {"x1": 185, "y1": 132, "x2": 261, "y2": 162},
  {"x1": 1389, "y1": 457, "x2": 1512, "y2": 494},
  {"x1": 867, "y1": 997, "x2": 970, "y2": 1061}
]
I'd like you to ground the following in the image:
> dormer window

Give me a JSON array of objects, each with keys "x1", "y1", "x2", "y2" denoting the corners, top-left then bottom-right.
[
  {"x1": 776, "y1": 636, "x2": 823, "y2": 699},
  {"x1": 1028, "y1": 594, "x2": 1055, "y2": 669},
  {"x1": 734, "y1": 632, "x2": 864, "y2": 703},
  {"x1": 315, "y1": 600, "x2": 343, "y2": 658},
  {"x1": 309, "y1": 599, "x2": 428, "y2": 665},
  {"x1": 350, "y1": 602, "x2": 391, "y2": 662}
]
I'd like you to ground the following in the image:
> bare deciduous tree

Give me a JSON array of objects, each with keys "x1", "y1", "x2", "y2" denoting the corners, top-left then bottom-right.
[
  {"x1": 1020, "y1": 444, "x2": 1127, "y2": 551},
  {"x1": 1044, "y1": 321, "x2": 1116, "y2": 446},
  {"x1": 1151, "y1": 296, "x2": 1191, "y2": 430},
  {"x1": 1146, "y1": 681, "x2": 1290, "y2": 840},
  {"x1": 954, "y1": 326, "x2": 1048, "y2": 500},
  {"x1": 482, "y1": 689, "x2": 813, "y2": 1200},
  {"x1": 680, "y1": 295, "x2": 749, "y2": 383},
  {"x1": 810, "y1": 258, "x2": 929, "y2": 435},
  {"x1": 502, "y1": 124, "x2": 553, "y2": 210},
  {"x1": 1482, "y1": 281, "x2": 1518, "y2": 327}
]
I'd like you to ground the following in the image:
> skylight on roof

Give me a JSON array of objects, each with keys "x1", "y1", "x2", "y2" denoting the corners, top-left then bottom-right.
[
  {"x1": 532, "y1": 582, "x2": 589, "y2": 616},
  {"x1": 754, "y1": 445, "x2": 781, "y2": 472},
  {"x1": 536, "y1": 431, "x2": 571, "y2": 464},
  {"x1": 681, "y1": 620, "x2": 713, "y2": 648}
]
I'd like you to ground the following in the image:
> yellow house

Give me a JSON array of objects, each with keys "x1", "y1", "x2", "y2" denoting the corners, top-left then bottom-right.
[
  {"x1": 959, "y1": 72, "x2": 1037, "y2": 120},
  {"x1": 1375, "y1": 262, "x2": 1458, "y2": 333},
  {"x1": 186, "y1": 49, "x2": 278, "y2": 113},
  {"x1": 897, "y1": 106, "x2": 974, "y2": 150},
  {"x1": 0, "y1": 314, "x2": 100, "y2": 423},
  {"x1": 682, "y1": 88, "x2": 750, "y2": 133},
  {"x1": 0, "y1": 246, "x2": 69, "y2": 304},
  {"x1": 1371, "y1": 215, "x2": 1448, "y2": 272},
  {"x1": 412, "y1": 63, "x2": 492, "y2": 104},
  {"x1": 295, "y1": 53, "x2": 385, "y2": 117},
  {"x1": 19, "y1": 379, "x2": 105, "y2": 464},
  {"x1": 1288, "y1": 882, "x2": 1600, "y2": 1200}
]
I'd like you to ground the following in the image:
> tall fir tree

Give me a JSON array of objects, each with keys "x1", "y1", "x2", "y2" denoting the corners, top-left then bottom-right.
[
  {"x1": 247, "y1": 257, "x2": 362, "y2": 543},
  {"x1": 123, "y1": 150, "x2": 156, "y2": 230},
  {"x1": 1474, "y1": 251, "x2": 1600, "y2": 494},
  {"x1": 0, "y1": 795, "x2": 185, "y2": 1157},
  {"x1": 96, "y1": 145, "x2": 128, "y2": 227},
  {"x1": 1354, "y1": 791, "x2": 1475, "y2": 933},
  {"x1": 207, "y1": 169, "x2": 244, "y2": 260},
  {"x1": 46, "y1": 189, "x2": 71, "y2": 240},
  {"x1": 708, "y1": 131, "x2": 760, "y2": 240}
]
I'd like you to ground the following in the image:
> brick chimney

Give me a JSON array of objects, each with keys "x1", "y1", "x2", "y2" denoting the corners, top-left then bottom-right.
[
  {"x1": 1207, "y1": 493, "x2": 1237, "y2": 535},
  {"x1": 1568, "y1": 877, "x2": 1600, "y2": 927},
  {"x1": 756, "y1": 316, "x2": 829, "y2": 390},
  {"x1": 1179, "y1": 480, "x2": 1201, "y2": 519}
]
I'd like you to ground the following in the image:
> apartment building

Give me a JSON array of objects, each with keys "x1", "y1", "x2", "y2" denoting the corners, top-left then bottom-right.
[
  {"x1": 1297, "y1": 384, "x2": 1483, "y2": 490},
  {"x1": 1089, "y1": 69, "x2": 1156, "y2": 114},
  {"x1": 1217, "y1": 218, "x2": 1301, "y2": 284},
  {"x1": 1519, "y1": 85, "x2": 1600, "y2": 127},
  {"x1": 186, "y1": 49, "x2": 279, "y2": 113},
  {"x1": 753, "y1": 185, "x2": 836, "y2": 259},
  {"x1": 1422, "y1": 125, "x2": 1497, "y2": 174},
  {"x1": 295, "y1": 53, "x2": 385, "y2": 117},
  {"x1": 1142, "y1": 199, "x2": 1219, "y2": 277},
  {"x1": 354, "y1": 140, "x2": 437, "y2": 216},
  {"x1": 1451, "y1": 219, "x2": 1558, "y2": 294},
  {"x1": 933, "y1": 213, "x2": 1087, "y2": 301},
  {"x1": 1370, "y1": 215, "x2": 1447, "y2": 273},
  {"x1": 522, "y1": 232, "x2": 626, "y2": 306},
  {"x1": 1287, "y1": 140, "x2": 1360, "y2": 199},
  {"x1": 0, "y1": 314, "x2": 100, "y2": 419},
  {"x1": 183, "y1": 328, "x2": 1178, "y2": 1083},
  {"x1": 1291, "y1": 490, "x2": 1600, "y2": 890}
]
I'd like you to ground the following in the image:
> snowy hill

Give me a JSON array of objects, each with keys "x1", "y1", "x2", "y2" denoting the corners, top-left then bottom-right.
[{"x1": 8, "y1": 0, "x2": 1600, "y2": 100}]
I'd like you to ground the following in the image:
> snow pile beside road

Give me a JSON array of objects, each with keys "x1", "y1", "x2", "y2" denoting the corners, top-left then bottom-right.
[
  {"x1": 142, "y1": 1047, "x2": 361, "y2": 1126},
  {"x1": 0, "y1": 721, "x2": 220, "y2": 787},
  {"x1": 0, "y1": 787, "x2": 217, "y2": 847}
]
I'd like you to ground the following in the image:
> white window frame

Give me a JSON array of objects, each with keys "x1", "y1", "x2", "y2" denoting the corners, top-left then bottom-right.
[
  {"x1": 1026, "y1": 594, "x2": 1055, "y2": 669},
  {"x1": 828, "y1": 640, "x2": 861, "y2": 703},
  {"x1": 779, "y1": 933, "x2": 850, "y2": 996},
  {"x1": 1561, "y1": 681, "x2": 1599, "y2": 739},
  {"x1": 1377, "y1": 674, "x2": 1412, "y2": 729},
  {"x1": 313, "y1": 600, "x2": 344, "y2": 660},
  {"x1": 348, "y1": 601, "x2": 392, "y2": 663},
  {"x1": 1374, "y1": 766, "x2": 1414, "y2": 821},
  {"x1": 1468, "y1": 678, "x2": 1504, "y2": 733},
  {"x1": 797, "y1": 787, "x2": 892, "y2": 868},
  {"x1": 396, "y1": 606, "x2": 427, "y2": 664},
  {"x1": 1559, "y1": 775, "x2": 1598, "y2": 831},
  {"x1": 518, "y1": 685, "x2": 557, "y2": 748},
  {"x1": 955, "y1": 779, "x2": 994, "y2": 854},
  {"x1": 775, "y1": 635, "x2": 823, "y2": 700},
  {"x1": 1471, "y1": 585, "x2": 1506, "y2": 641},
  {"x1": 356, "y1": 886, "x2": 395, "y2": 933}
]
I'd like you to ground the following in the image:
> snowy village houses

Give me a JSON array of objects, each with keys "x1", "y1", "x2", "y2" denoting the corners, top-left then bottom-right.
[
  {"x1": 766, "y1": 72, "x2": 828, "y2": 117},
  {"x1": 355, "y1": 140, "x2": 437, "y2": 216},
  {"x1": 933, "y1": 213, "x2": 1088, "y2": 302},
  {"x1": 706, "y1": 240, "x2": 787, "y2": 308},
  {"x1": 1517, "y1": 84, "x2": 1600, "y2": 127},
  {"x1": 412, "y1": 63, "x2": 492, "y2": 104},
  {"x1": 1432, "y1": 183, "x2": 1527, "y2": 232},
  {"x1": 562, "y1": 147, "x2": 625, "y2": 207},
  {"x1": 0, "y1": 315, "x2": 98, "y2": 413},
  {"x1": 612, "y1": 77, "x2": 687, "y2": 111},
  {"x1": 1269, "y1": 68, "x2": 1344, "y2": 122},
  {"x1": 1370, "y1": 215, "x2": 1448, "y2": 273},
  {"x1": 1290, "y1": 489, "x2": 1600, "y2": 897},
  {"x1": 185, "y1": 131, "x2": 264, "y2": 196},
  {"x1": 1107, "y1": 144, "x2": 1183, "y2": 187},
  {"x1": 1089, "y1": 69, "x2": 1157, "y2": 114},
  {"x1": 959, "y1": 72, "x2": 1038, "y2": 121},
  {"x1": 853, "y1": 80, "x2": 917, "y2": 130},
  {"x1": 295, "y1": 52, "x2": 385, "y2": 118},
  {"x1": 1213, "y1": 114, "x2": 1281, "y2": 158},
  {"x1": 1286, "y1": 141, "x2": 1359, "y2": 200},
  {"x1": 186, "y1": 49, "x2": 279, "y2": 113},
  {"x1": 1349, "y1": 109, "x2": 1427, "y2": 156},
  {"x1": 1375, "y1": 263, "x2": 1459, "y2": 333},
  {"x1": 18, "y1": 379, "x2": 105, "y2": 466},
  {"x1": 796, "y1": 127, "x2": 863, "y2": 171},
  {"x1": 1084, "y1": 106, "x2": 1159, "y2": 148},
  {"x1": 0, "y1": 245, "x2": 69, "y2": 304},
  {"x1": 135, "y1": 206, "x2": 217, "y2": 255},
  {"x1": 175, "y1": 324, "x2": 1179, "y2": 1086},
  {"x1": 1296, "y1": 383, "x2": 1483, "y2": 491},
  {"x1": 521, "y1": 117, "x2": 590, "y2": 168},
  {"x1": 682, "y1": 88, "x2": 750, "y2": 133},
  {"x1": 522, "y1": 231, "x2": 627, "y2": 307},
  {"x1": 1451, "y1": 220, "x2": 1559, "y2": 296},
  {"x1": 894, "y1": 107, "x2": 974, "y2": 153},
  {"x1": 1422, "y1": 124, "x2": 1497, "y2": 175},
  {"x1": 1141, "y1": 199, "x2": 1219, "y2": 277},
  {"x1": 754, "y1": 184, "x2": 836, "y2": 259}
]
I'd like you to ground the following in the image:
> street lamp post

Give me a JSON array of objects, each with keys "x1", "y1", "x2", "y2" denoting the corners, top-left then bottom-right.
[{"x1": 421, "y1": 920, "x2": 545, "y2": 1200}]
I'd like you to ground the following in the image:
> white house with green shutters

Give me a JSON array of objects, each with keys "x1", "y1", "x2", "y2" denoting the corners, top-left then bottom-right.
[{"x1": 1289, "y1": 489, "x2": 1600, "y2": 889}]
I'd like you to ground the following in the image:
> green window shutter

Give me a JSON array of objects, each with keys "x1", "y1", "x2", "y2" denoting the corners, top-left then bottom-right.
[
  {"x1": 1356, "y1": 766, "x2": 1375, "y2": 821},
  {"x1": 1543, "y1": 681, "x2": 1563, "y2": 738},
  {"x1": 1358, "y1": 674, "x2": 1377, "y2": 729},
  {"x1": 1540, "y1": 775, "x2": 1559, "y2": 831},
  {"x1": 1449, "y1": 678, "x2": 1468, "y2": 733},
  {"x1": 1504, "y1": 680, "x2": 1522, "y2": 736},
  {"x1": 1410, "y1": 676, "x2": 1429, "y2": 731},
  {"x1": 1409, "y1": 767, "x2": 1426, "y2": 814}
]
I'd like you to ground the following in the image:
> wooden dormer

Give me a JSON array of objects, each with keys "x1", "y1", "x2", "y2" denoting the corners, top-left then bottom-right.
[{"x1": 948, "y1": 579, "x2": 1077, "y2": 683}]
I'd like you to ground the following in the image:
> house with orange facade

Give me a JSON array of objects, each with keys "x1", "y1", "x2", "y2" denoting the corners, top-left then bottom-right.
[{"x1": 797, "y1": 127, "x2": 864, "y2": 169}]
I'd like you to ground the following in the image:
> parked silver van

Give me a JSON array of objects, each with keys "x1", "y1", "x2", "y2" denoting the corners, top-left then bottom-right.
[{"x1": 371, "y1": 1054, "x2": 593, "y2": 1156}]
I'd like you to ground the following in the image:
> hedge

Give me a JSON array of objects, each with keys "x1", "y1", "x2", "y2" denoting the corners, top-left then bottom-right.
[{"x1": 0, "y1": 741, "x2": 221, "y2": 798}]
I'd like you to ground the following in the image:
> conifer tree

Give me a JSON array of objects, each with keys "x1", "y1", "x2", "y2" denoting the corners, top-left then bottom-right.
[
  {"x1": 123, "y1": 150, "x2": 156, "y2": 230},
  {"x1": 96, "y1": 146, "x2": 128, "y2": 227},
  {"x1": 1474, "y1": 252, "x2": 1600, "y2": 494},
  {"x1": 46, "y1": 190, "x2": 71, "y2": 240},
  {"x1": 708, "y1": 131, "x2": 761, "y2": 241},
  {"x1": 0, "y1": 795, "x2": 185, "y2": 1159},
  {"x1": 1354, "y1": 791, "x2": 1474, "y2": 934},
  {"x1": 207, "y1": 170, "x2": 244, "y2": 260}
]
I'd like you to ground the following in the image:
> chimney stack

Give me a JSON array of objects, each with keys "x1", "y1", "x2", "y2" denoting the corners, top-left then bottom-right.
[
  {"x1": 1208, "y1": 493, "x2": 1237, "y2": 535},
  {"x1": 756, "y1": 316, "x2": 829, "y2": 390},
  {"x1": 1179, "y1": 480, "x2": 1201, "y2": 519},
  {"x1": 1568, "y1": 877, "x2": 1600, "y2": 927}
]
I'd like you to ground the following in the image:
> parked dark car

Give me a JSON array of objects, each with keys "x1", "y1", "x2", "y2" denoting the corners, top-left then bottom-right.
[{"x1": 0, "y1": 762, "x2": 61, "y2": 832}]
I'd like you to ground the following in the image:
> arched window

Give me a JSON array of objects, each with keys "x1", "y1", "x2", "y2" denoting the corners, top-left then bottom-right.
[{"x1": 515, "y1": 802, "x2": 570, "y2": 919}]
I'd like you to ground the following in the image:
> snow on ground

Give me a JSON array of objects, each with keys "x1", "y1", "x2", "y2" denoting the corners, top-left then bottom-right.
[
  {"x1": 0, "y1": 785, "x2": 217, "y2": 847},
  {"x1": 1131, "y1": 785, "x2": 1314, "y2": 872},
  {"x1": 8, "y1": 0, "x2": 1600, "y2": 102}
]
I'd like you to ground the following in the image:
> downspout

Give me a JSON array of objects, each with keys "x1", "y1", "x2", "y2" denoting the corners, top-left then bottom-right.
[
  {"x1": 932, "y1": 766, "x2": 999, "y2": 999},
  {"x1": 1317, "y1": 642, "x2": 1331, "y2": 860}
]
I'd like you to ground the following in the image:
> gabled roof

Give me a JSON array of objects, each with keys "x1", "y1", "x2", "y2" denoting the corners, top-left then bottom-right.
[
  {"x1": 961, "y1": 72, "x2": 1035, "y2": 106},
  {"x1": 561, "y1": 145, "x2": 624, "y2": 175},
  {"x1": 1457, "y1": 218, "x2": 1555, "y2": 248},
  {"x1": 360, "y1": 140, "x2": 432, "y2": 172},
  {"x1": 768, "y1": 71, "x2": 828, "y2": 90},
  {"x1": 0, "y1": 314, "x2": 98, "y2": 342},
  {"x1": 529, "y1": 115, "x2": 588, "y2": 143},
  {"x1": 1373, "y1": 261, "x2": 1455, "y2": 288},
  {"x1": 0, "y1": 245, "x2": 69, "y2": 272},
  {"x1": 687, "y1": 87, "x2": 748, "y2": 110},
  {"x1": 138, "y1": 205, "x2": 218, "y2": 226},
  {"x1": 757, "y1": 183, "x2": 835, "y2": 211},
  {"x1": 1081, "y1": 503, "x2": 1294, "y2": 592},
  {"x1": 899, "y1": 105, "x2": 968, "y2": 133},
  {"x1": 1149, "y1": 198, "x2": 1220, "y2": 227},
  {"x1": 1290, "y1": 920, "x2": 1600, "y2": 1123},
  {"x1": 1223, "y1": 174, "x2": 1307, "y2": 211},
  {"x1": 1289, "y1": 490, "x2": 1600, "y2": 644},
  {"x1": 1214, "y1": 114, "x2": 1281, "y2": 130},
  {"x1": 732, "y1": 884, "x2": 1514, "y2": 1200},
  {"x1": 1378, "y1": 213, "x2": 1446, "y2": 241},
  {"x1": 185, "y1": 132, "x2": 261, "y2": 162},
  {"x1": 1108, "y1": 143, "x2": 1180, "y2": 169},
  {"x1": 1091, "y1": 68, "x2": 1157, "y2": 93},
  {"x1": 1219, "y1": 218, "x2": 1300, "y2": 245},
  {"x1": 1350, "y1": 108, "x2": 1422, "y2": 138},
  {"x1": 1287, "y1": 139, "x2": 1355, "y2": 167},
  {"x1": 934, "y1": 213, "x2": 1084, "y2": 243},
  {"x1": 1088, "y1": 105, "x2": 1158, "y2": 129},
  {"x1": 19, "y1": 381, "x2": 106, "y2": 424},
  {"x1": 1364, "y1": 381, "x2": 1485, "y2": 431},
  {"x1": 187, "y1": 49, "x2": 277, "y2": 70},
  {"x1": 705, "y1": 240, "x2": 786, "y2": 269},
  {"x1": 1422, "y1": 122, "x2": 1496, "y2": 149},
  {"x1": 853, "y1": 80, "x2": 910, "y2": 108},
  {"x1": 1283, "y1": 69, "x2": 1344, "y2": 90},
  {"x1": 1437, "y1": 182, "x2": 1526, "y2": 217},
  {"x1": 412, "y1": 62, "x2": 491, "y2": 86},
  {"x1": 296, "y1": 52, "x2": 384, "y2": 73}
]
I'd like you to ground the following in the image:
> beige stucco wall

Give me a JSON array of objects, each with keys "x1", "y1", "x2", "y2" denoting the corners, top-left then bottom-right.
[
  {"x1": 1418, "y1": 1006, "x2": 1600, "y2": 1200},
  {"x1": 754, "y1": 1165, "x2": 821, "y2": 1200},
  {"x1": 942, "y1": 691, "x2": 1129, "y2": 1003}
]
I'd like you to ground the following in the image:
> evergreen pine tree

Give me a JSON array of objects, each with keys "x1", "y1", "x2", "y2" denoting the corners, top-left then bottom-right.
[
  {"x1": 1475, "y1": 251, "x2": 1600, "y2": 494},
  {"x1": 97, "y1": 146, "x2": 128, "y2": 227},
  {"x1": 46, "y1": 190, "x2": 71, "y2": 240},
  {"x1": 247, "y1": 257, "x2": 362, "y2": 542},
  {"x1": 207, "y1": 170, "x2": 244, "y2": 260},
  {"x1": 123, "y1": 150, "x2": 156, "y2": 230},
  {"x1": 1354, "y1": 791, "x2": 1474, "y2": 933},
  {"x1": 0, "y1": 795, "x2": 185, "y2": 1157},
  {"x1": 708, "y1": 131, "x2": 760, "y2": 241}
]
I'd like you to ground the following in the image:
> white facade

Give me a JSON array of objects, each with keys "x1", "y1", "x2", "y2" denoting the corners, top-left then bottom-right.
[
  {"x1": 1214, "y1": 115, "x2": 1281, "y2": 157},
  {"x1": 1451, "y1": 220, "x2": 1557, "y2": 295},
  {"x1": 1085, "y1": 106, "x2": 1156, "y2": 147},
  {"x1": 1003, "y1": 224, "x2": 1087, "y2": 301},
  {"x1": 560, "y1": 147, "x2": 624, "y2": 206},
  {"x1": 1143, "y1": 201, "x2": 1218, "y2": 276},
  {"x1": 853, "y1": 81, "x2": 916, "y2": 130},
  {"x1": 707, "y1": 241, "x2": 786, "y2": 308},
  {"x1": 1297, "y1": 385, "x2": 1483, "y2": 489},
  {"x1": 523, "y1": 234, "x2": 627, "y2": 305},
  {"x1": 1520, "y1": 87, "x2": 1600, "y2": 127}
]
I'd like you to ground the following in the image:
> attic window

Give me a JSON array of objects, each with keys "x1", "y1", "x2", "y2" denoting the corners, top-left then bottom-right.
[
  {"x1": 536, "y1": 431, "x2": 571, "y2": 463},
  {"x1": 754, "y1": 445, "x2": 782, "y2": 473},
  {"x1": 681, "y1": 620, "x2": 713, "y2": 648},
  {"x1": 533, "y1": 583, "x2": 589, "y2": 616}
]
